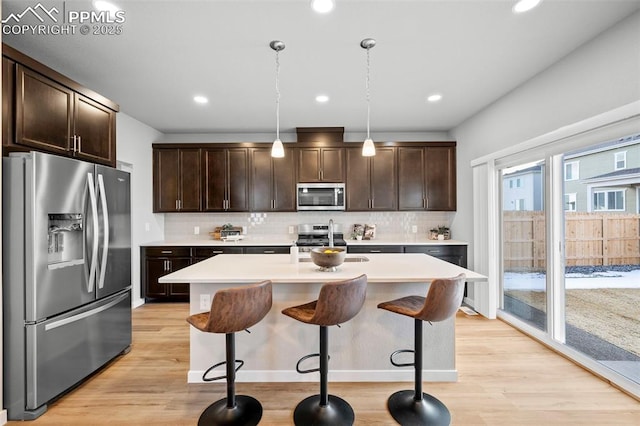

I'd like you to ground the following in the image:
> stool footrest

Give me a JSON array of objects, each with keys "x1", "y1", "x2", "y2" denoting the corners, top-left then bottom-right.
[
  {"x1": 390, "y1": 349, "x2": 415, "y2": 367},
  {"x1": 202, "y1": 359, "x2": 245, "y2": 382},
  {"x1": 296, "y1": 353, "x2": 331, "y2": 374}
]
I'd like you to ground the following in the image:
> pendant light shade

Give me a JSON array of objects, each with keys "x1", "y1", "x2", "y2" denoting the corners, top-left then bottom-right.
[
  {"x1": 270, "y1": 40, "x2": 286, "y2": 158},
  {"x1": 361, "y1": 38, "x2": 376, "y2": 157}
]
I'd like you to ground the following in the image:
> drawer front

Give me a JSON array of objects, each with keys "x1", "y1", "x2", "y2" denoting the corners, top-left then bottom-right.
[
  {"x1": 347, "y1": 245, "x2": 403, "y2": 254},
  {"x1": 193, "y1": 247, "x2": 244, "y2": 258},
  {"x1": 145, "y1": 247, "x2": 191, "y2": 257},
  {"x1": 245, "y1": 246, "x2": 289, "y2": 254}
]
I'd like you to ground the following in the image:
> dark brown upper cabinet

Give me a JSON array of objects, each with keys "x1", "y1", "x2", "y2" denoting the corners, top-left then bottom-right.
[
  {"x1": 153, "y1": 148, "x2": 202, "y2": 212},
  {"x1": 3, "y1": 45, "x2": 118, "y2": 167},
  {"x1": 203, "y1": 148, "x2": 249, "y2": 212},
  {"x1": 297, "y1": 147, "x2": 344, "y2": 182},
  {"x1": 346, "y1": 147, "x2": 397, "y2": 211},
  {"x1": 249, "y1": 147, "x2": 296, "y2": 212},
  {"x1": 398, "y1": 145, "x2": 456, "y2": 211}
]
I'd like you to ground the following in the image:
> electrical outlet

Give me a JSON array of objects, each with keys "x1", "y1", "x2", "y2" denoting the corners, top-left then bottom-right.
[
  {"x1": 194, "y1": 226, "x2": 200, "y2": 235},
  {"x1": 200, "y1": 294, "x2": 210, "y2": 310},
  {"x1": 288, "y1": 225, "x2": 295, "y2": 234},
  {"x1": 144, "y1": 222, "x2": 150, "y2": 232},
  {"x1": 411, "y1": 225, "x2": 418, "y2": 233}
]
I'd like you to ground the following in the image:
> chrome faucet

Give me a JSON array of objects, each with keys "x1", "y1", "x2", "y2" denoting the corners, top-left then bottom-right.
[{"x1": 328, "y1": 219, "x2": 334, "y2": 247}]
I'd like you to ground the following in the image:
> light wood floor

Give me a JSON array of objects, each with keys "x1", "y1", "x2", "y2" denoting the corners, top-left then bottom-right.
[{"x1": 10, "y1": 303, "x2": 639, "y2": 425}]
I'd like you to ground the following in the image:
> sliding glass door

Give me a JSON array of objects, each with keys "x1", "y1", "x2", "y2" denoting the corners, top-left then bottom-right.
[
  {"x1": 562, "y1": 138, "x2": 640, "y2": 385},
  {"x1": 500, "y1": 160, "x2": 547, "y2": 331}
]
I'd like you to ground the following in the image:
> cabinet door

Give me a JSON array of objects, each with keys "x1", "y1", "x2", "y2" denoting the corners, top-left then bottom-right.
[
  {"x1": 74, "y1": 94, "x2": 116, "y2": 166},
  {"x1": 227, "y1": 149, "x2": 249, "y2": 211},
  {"x1": 425, "y1": 147, "x2": 456, "y2": 211},
  {"x1": 145, "y1": 258, "x2": 169, "y2": 298},
  {"x1": 250, "y1": 148, "x2": 273, "y2": 211},
  {"x1": 15, "y1": 65, "x2": 72, "y2": 154},
  {"x1": 345, "y1": 148, "x2": 371, "y2": 210},
  {"x1": 298, "y1": 148, "x2": 321, "y2": 182},
  {"x1": 370, "y1": 147, "x2": 397, "y2": 210},
  {"x1": 398, "y1": 147, "x2": 426, "y2": 210},
  {"x1": 203, "y1": 149, "x2": 227, "y2": 211},
  {"x1": 179, "y1": 149, "x2": 202, "y2": 211},
  {"x1": 320, "y1": 148, "x2": 344, "y2": 182},
  {"x1": 272, "y1": 149, "x2": 296, "y2": 211},
  {"x1": 154, "y1": 149, "x2": 180, "y2": 212}
]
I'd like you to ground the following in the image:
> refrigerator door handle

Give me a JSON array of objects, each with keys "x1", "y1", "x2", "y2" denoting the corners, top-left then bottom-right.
[
  {"x1": 87, "y1": 172, "x2": 99, "y2": 293},
  {"x1": 44, "y1": 292, "x2": 128, "y2": 331},
  {"x1": 97, "y1": 174, "x2": 109, "y2": 290}
]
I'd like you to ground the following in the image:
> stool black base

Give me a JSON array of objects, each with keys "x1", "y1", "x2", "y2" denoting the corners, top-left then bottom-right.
[
  {"x1": 197, "y1": 395, "x2": 262, "y2": 426},
  {"x1": 293, "y1": 394, "x2": 354, "y2": 426},
  {"x1": 387, "y1": 390, "x2": 451, "y2": 426}
]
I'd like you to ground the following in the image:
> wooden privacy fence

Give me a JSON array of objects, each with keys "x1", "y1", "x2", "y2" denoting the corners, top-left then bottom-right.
[{"x1": 503, "y1": 212, "x2": 640, "y2": 270}]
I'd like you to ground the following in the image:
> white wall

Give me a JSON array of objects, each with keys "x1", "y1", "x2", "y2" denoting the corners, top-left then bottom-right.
[
  {"x1": 116, "y1": 113, "x2": 165, "y2": 307},
  {"x1": 451, "y1": 11, "x2": 640, "y2": 266}
]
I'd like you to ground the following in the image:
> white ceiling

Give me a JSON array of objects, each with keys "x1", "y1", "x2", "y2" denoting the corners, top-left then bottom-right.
[{"x1": 3, "y1": 0, "x2": 640, "y2": 136}]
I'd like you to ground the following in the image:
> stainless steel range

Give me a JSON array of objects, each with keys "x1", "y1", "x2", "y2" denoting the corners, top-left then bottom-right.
[{"x1": 296, "y1": 222, "x2": 346, "y2": 251}]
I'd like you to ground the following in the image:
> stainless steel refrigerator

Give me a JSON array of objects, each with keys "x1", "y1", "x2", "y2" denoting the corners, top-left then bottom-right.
[{"x1": 2, "y1": 151, "x2": 132, "y2": 420}]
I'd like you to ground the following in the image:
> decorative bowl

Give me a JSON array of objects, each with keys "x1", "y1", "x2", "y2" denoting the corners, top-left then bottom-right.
[{"x1": 310, "y1": 246, "x2": 346, "y2": 271}]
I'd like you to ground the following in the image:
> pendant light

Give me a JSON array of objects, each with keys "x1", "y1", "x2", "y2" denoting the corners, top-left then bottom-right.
[
  {"x1": 361, "y1": 38, "x2": 376, "y2": 157},
  {"x1": 270, "y1": 40, "x2": 285, "y2": 158}
]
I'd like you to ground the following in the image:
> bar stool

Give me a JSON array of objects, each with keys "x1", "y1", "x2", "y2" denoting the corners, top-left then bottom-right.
[
  {"x1": 187, "y1": 280, "x2": 272, "y2": 426},
  {"x1": 281, "y1": 274, "x2": 367, "y2": 426},
  {"x1": 377, "y1": 274, "x2": 466, "y2": 426}
]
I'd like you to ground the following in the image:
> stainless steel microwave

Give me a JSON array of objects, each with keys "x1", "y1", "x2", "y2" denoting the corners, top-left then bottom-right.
[{"x1": 296, "y1": 183, "x2": 346, "y2": 211}]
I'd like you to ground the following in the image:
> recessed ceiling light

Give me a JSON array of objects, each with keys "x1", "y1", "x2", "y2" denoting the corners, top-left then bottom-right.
[
  {"x1": 315, "y1": 95, "x2": 329, "y2": 103},
  {"x1": 311, "y1": 0, "x2": 335, "y2": 14},
  {"x1": 513, "y1": 0, "x2": 542, "y2": 14},
  {"x1": 427, "y1": 94, "x2": 443, "y2": 103},
  {"x1": 193, "y1": 95, "x2": 208, "y2": 104}
]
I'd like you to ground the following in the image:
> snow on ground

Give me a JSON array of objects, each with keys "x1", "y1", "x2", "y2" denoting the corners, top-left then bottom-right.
[{"x1": 504, "y1": 268, "x2": 640, "y2": 290}]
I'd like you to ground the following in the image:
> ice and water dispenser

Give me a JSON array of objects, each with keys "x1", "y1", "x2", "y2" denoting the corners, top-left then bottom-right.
[{"x1": 47, "y1": 213, "x2": 83, "y2": 268}]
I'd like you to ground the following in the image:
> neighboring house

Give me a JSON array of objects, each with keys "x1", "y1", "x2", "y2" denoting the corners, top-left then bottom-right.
[
  {"x1": 502, "y1": 165, "x2": 544, "y2": 211},
  {"x1": 564, "y1": 133, "x2": 640, "y2": 213}
]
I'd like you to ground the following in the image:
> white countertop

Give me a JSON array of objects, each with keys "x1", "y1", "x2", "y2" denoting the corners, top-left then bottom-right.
[
  {"x1": 159, "y1": 253, "x2": 485, "y2": 284},
  {"x1": 142, "y1": 235, "x2": 468, "y2": 247}
]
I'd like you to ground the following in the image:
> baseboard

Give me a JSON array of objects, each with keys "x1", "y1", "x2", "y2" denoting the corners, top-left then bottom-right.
[
  {"x1": 1, "y1": 409, "x2": 8, "y2": 425},
  {"x1": 188, "y1": 369, "x2": 458, "y2": 384},
  {"x1": 132, "y1": 298, "x2": 145, "y2": 309}
]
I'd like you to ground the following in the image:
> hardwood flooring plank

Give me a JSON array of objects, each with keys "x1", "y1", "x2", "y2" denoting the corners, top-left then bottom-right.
[{"x1": 7, "y1": 303, "x2": 638, "y2": 425}]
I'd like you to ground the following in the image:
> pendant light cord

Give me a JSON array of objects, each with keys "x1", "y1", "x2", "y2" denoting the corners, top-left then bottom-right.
[
  {"x1": 366, "y1": 46, "x2": 371, "y2": 140},
  {"x1": 275, "y1": 49, "x2": 281, "y2": 140}
]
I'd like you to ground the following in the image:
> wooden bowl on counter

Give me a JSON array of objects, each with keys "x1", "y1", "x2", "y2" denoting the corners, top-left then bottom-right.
[{"x1": 310, "y1": 247, "x2": 346, "y2": 271}]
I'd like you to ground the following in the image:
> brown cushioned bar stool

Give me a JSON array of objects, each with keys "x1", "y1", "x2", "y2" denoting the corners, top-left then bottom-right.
[
  {"x1": 281, "y1": 274, "x2": 367, "y2": 426},
  {"x1": 377, "y1": 273, "x2": 466, "y2": 426},
  {"x1": 187, "y1": 280, "x2": 272, "y2": 426}
]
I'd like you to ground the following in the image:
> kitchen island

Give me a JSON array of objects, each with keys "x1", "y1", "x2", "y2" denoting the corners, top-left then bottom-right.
[{"x1": 159, "y1": 253, "x2": 486, "y2": 383}]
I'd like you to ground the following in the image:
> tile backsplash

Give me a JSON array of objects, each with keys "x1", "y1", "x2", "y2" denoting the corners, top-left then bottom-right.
[{"x1": 164, "y1": 211, "x2": 455, "y2": 240}]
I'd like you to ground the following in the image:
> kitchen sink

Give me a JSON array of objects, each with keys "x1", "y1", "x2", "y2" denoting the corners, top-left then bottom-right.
[{"x1": 299, "y1": 256, "x2": 369, "y2": 263}]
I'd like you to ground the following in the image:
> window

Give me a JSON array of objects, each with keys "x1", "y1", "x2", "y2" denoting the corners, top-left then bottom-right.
[
  {"x1": 514, "y1": 199, "x2": 525, "y2": 210},
  {"x1": 564, "y1": 193, "x2": 576, "y2": 211},
  {"x1": 614, "y1": 151, "x2": 626, "y2": 170},
  {"x1": 593, "y1": 190, "x2": 624, "y2": 211},
  {"x1": 564, "y1": 161, "x2": 579, "y2": 181}
]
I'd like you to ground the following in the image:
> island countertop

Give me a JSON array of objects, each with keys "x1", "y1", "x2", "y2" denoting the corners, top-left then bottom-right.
[{"x1": 159, "y1": 253, "x2": 485, "y2": 284}]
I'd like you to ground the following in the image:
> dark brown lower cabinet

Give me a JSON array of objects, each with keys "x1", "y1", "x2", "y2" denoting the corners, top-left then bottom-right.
[
  {"x1": 142, "y1": 247, "x2": 192, "y2": 301},
  {"x1": 404, "y1": 245, "x2": 467, "y2": 267}
]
